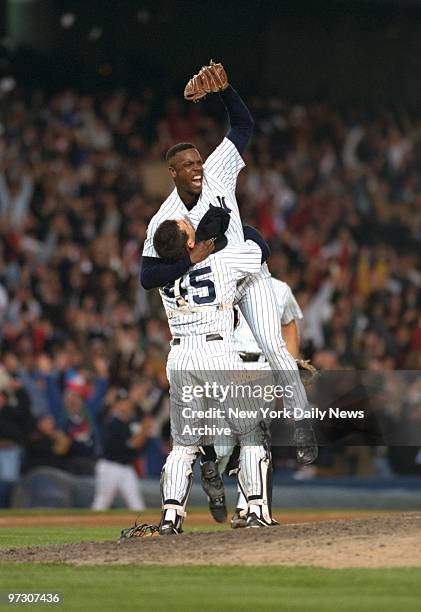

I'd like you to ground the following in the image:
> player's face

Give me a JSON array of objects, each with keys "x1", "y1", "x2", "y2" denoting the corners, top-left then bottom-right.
[
  {"x1": 176, "y1": 218, "x2": 196, "y2": 248},
  {"x1": 169, "y1": 148, "x2": 204, "y2": 197}
]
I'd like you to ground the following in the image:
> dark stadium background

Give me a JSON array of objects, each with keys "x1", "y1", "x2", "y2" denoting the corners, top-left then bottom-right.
[
  {"x1": 2, "y1": 0, "x2": 421, "y2": 103},
  {"x1": 0, "y1": 0, "x2": 420, "y2": 509}
]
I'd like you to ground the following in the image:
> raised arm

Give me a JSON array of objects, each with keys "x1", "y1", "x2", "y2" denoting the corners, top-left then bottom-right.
[
  {"x1": 184, "y1": 62, "x2": 254, "y2": 155},
  {"x1": 220, "y1": 86, "x2": 254, "y2": 155}
]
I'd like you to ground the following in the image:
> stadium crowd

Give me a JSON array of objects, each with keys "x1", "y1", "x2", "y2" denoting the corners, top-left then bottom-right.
[{"x1": 0, "y1": 85, "x2": 420, "y2": 506}]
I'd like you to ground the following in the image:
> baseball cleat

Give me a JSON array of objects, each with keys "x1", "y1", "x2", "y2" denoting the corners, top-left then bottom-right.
[
  {"x1": 245, "y1": 512, "x2": 271, "y2": 528},
  {"x1": 270, "y1": 517, "x2": 280, "y2": 526},
  {"x1": 200, "y1": 461, "x2": 227, "y2": 523},
  {"x1": 230, "y1": 509, "x2": 247, "y2": 529},
  {"x1": 159, "y1": 521, "x2": 181, "y2": 535},
  {"x1": 294, "y1": 426, "x2": 318, "y2": 465}
]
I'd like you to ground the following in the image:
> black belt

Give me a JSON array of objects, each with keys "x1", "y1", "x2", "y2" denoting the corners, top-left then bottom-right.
[
  {"x1": 239, "y1": 352, "x2": 262, "y2": 363},
  {"x1": 172, "y1": 333, "x2": 223, "y2": 346}
]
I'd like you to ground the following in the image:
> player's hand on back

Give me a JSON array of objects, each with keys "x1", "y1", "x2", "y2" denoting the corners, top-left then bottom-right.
[{"x1": 189, "y1": 239, "x2": 215, "y2": 264}]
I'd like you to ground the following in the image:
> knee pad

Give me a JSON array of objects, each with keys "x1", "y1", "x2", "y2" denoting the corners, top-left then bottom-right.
[{"x1": 161, "y1": 445, "x2": 200, "y2": 490}]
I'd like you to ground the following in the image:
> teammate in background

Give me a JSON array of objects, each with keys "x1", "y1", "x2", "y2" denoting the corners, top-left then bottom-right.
[
  {"x1": 153, "y1": 208, "x2": 276, "y2": 532},
  {"x1": 217, "y1": 279, "x2": 303, "y2": 528},
  {"x1": 140, "y1": 63, "x2": 318, "y2": 481},
  {"x1": 92, "y1": 389, "x2": 151, "y2": 511}
]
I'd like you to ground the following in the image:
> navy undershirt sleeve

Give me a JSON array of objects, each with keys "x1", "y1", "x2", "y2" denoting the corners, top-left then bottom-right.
[
  {"x1": 220, "y1": 85, "x2": 254, "y2": 154},
  {"x1": 140, "y1": 255, "x2": 192, "y2": 289},
  {"x1": 243, "y1": 224, "x2": 271, "y2": 263}
]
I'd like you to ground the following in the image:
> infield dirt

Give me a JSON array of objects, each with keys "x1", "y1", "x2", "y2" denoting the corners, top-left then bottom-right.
[{"x1": 1, "y1": 513, "x2": 420, "y2": 568}]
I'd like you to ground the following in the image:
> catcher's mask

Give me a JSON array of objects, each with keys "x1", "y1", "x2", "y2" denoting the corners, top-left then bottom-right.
[{"x1": 196, "y1": 205, "x2": 230, "y2": 252}]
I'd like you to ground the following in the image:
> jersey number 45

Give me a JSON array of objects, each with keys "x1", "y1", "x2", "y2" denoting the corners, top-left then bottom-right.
[{"x1": 163, "y1": 266, "x2": 216, "y2": 305}]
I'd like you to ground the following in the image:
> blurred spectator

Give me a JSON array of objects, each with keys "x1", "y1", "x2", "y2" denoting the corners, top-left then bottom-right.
[
  {"x1": 0, "y1": 366, "x2": 34, "y2": 507},
  {"x1": 0, "y1": 165, "x2": 34, "y2": 231},
  {"x1": 24, "y1": 415, "x2": 70, "y2": 472},
  {"x1": 12, "y1": 351, "x2": 50, "y2": 418},
  {"x1": 92, "y1": 389, "x2": 152, "y2": 510},
  {"x1": 128, "y1": 377, "x2": 167, "y2": 475},
  {"x1": 59, "y1": 383, "x2": 104, "y2": 476}
]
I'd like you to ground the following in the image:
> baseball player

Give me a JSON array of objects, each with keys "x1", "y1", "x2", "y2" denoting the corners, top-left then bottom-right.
[
  {"x1": 140, "y1": 62, "x2": 318, "y2": 470},
  {"x1": 217, "y1": 278, "x2": 304, "y2": 528},
  {"x1": 154, "y1": 208, "x2": 276, "y2": 532},
  {"x1": 92, "y1": 389, "x2": 148, "y2": 511}
]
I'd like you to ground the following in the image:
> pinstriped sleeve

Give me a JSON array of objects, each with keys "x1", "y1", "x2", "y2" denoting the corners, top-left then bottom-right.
[
  {"x1": 271, "y1": 279, "x2": 303, "y2": 324},
  {"x1": 142, "y1": 218, "x2": 159, "y2": 257},
  {"x1": 203, "y1": 138, "x2": 245, "y2": 194},
  {"x1": 223, "y1": 241, "x2": 262, "y2": 281}
]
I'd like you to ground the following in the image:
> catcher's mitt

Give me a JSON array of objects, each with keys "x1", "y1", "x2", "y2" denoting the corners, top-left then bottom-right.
[
  {"x1": 296, "y1": 359, "x2": 320, "y2": 387},
  {"x1": 184, "y1": 60, "x2": 229, "y2": 102},
  {"x1": 118, "y1": 521, "x2": 160, "y2": 543}
]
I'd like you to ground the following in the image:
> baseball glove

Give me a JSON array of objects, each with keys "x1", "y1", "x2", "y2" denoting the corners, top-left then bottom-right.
[
  {"x1": 296, "y1": 359, "x2": 320, "y2": 387},
  {"x1": 118, "y1": 521, "x2": 159, "y2": 543},
  {"x1": 184, "y1": 60, "x2": 229, "y2": 102}
]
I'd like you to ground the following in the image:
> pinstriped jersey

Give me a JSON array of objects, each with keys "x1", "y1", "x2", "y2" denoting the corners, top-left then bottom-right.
[
  {"x1": 161, "y1": 241, "x2": 262, "y2": 337},
  {"x1": 234, "y1": 279, "x2": 304, "y2": 354},
  {"x1": 142, "y1": 138, "x2": 245, "y2": 258}
]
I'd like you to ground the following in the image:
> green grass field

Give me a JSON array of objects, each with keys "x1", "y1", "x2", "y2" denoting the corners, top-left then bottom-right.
[
  {"x1": 0, "y1": 510, "x2": 419, "y2": 612},
  {"x1": 1, "y1": 565, "x2": 421, "y2": 612}
]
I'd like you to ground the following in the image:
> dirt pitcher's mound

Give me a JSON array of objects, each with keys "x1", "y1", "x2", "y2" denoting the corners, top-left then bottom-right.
[{"x1": 1, "y1": 514, "x2": 420, "y2": 568}]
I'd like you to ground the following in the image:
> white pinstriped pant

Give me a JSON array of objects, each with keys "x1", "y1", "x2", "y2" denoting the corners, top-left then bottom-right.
[
  {"x1": 166, "y1": 335, "x2": 268, "y2": 447},
  {"x1": 236, "y1": 264, "x2": 309, "y2": 416},
  {"x1": 163, "y1": 335, "x2": 268, "y2": 505},
  {"x1": 92, "y1": 459, "x2": 146, "y2": 511}
]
